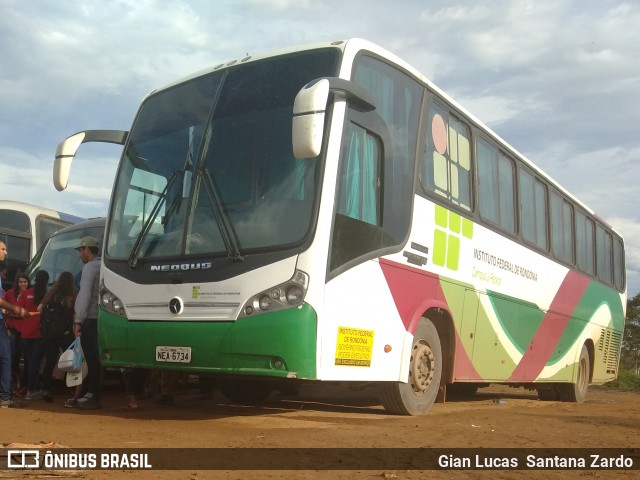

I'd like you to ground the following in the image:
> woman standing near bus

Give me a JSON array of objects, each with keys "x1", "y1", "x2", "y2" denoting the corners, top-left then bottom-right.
[
  {"x1": 2, "y1": 272, "x2": 30, "y2": 395},
  {"x1": 17, "y1": 270, "x2": 48, "y2": 400},
  {"x1": 38, "y1": 271, "x2": 76, "y2": 402}
]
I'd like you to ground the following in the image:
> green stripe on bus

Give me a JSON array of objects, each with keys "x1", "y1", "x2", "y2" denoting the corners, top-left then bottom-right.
[
  {"x1": 551, "y1": 281, "x2": 624, "y2": 365},
  {"x1": 487, "y1": 290, "x2": 544, "y2": 355},
  {"x1": 440, "y1": 280, "x2": 518, "y2": 380}
]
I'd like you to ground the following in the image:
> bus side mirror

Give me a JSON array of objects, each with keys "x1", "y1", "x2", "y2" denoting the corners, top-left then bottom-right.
[
  {"x1": 292, "y1": 79, "x2": 330, "y2": 159},
  {"x1": 54, "y1": 130, "x2": 128, "y2": 191},
  {"x1": 292, "y1": 77, "x2": 375, "y2": 159}
]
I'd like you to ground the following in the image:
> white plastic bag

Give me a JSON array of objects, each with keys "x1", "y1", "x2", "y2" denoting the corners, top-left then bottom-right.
[
  {"x1": 71, "y1": 337, "x2": 84, "y2": 372},
  {"x1": 66, "y1": 359, "x2": 88, "y2": 387},
  {"x1": 57, "y1": 340, "x2": 76, "y2": 372},
  {"x1": 58, "y1": 337, "x2": 83, "y2": 372}
]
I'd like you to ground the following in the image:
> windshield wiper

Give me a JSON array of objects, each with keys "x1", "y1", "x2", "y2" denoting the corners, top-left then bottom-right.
[
  {"x1": 128, "y1": 169, "x2": 183, "y2": 268},
  {"x1": 200, "y1": 167, "x2": 245, "y2": 262}
]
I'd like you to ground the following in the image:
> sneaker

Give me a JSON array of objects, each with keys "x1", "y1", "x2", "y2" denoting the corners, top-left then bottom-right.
[
  {"x1": 64, "y1": 398, "x2": 78, "y2": 408},
  {"x1": 15, "y1": 388, "x2": 27, "y2": 396},
  {"x1": 77, "y1": 395, "x2": 101, "y2": 410},
  {"x1": 0, "y1": 398, "x2": 26, "y2": 408},
  {"x1": 25, "y1": 390, "x2": 43, "y2": 400},
  {"x1": 41, "y1": 391, "x2": 53, "y2": 403}
]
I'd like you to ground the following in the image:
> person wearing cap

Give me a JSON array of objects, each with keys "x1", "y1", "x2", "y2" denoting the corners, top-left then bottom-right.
[{"x1": 70, "y1": 236, "x2": 102, "y2": 410}]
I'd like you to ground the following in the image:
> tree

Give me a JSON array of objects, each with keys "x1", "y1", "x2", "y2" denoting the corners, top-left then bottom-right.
[{"x1": 621, "y1": 293, "x2": 640, "y2": 374}]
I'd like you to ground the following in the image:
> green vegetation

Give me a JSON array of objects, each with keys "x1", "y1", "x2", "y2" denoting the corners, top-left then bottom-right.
[
  {"x1": 619, "y1": 293, "x2": 640, "y2": 374},
  {"x1": 604, "y1": 370, "x2": 640, "y2": 389},
  {"x1": 603, "y1": 293, "x2": 640, "y2": 389}
]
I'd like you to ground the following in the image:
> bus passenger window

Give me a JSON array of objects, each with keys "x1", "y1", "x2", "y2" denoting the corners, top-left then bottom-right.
[
  {"x1": 550, "y1": 192, "x2": 574, "y2": 264},
  {"x1": 330, "y1": 123, "x2": 383, "y2": 272},
  {"x1": 336, "y1": 123, "x2": 381, "y2": 226},
  {"x1": 596, "y1": 226, "x2": 613, "y2": 285},
  {"x1": 575, "y1": 211, "x2": 595, "y2": 276},
  {"x1": 423, "y1": 103, "x2": 471, "y2": 211},
  {"x1": 613, "y1": 238, "x2": 624, "y2": 290},
  {"x1": 520, "y1": 169, "x2": 548, "y2": 250},
  {"x1": 477, "y1": 138, "x2": 515, "y2": 233}
]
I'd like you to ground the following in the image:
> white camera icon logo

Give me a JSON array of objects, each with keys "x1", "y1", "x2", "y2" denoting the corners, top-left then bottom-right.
[{"x1": 7, "y1": 450, "x2": 40, "y2": 469}]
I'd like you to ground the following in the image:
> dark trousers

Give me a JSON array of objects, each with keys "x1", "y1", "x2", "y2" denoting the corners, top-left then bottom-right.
[
  {"x1": 8, "y1": 328, "x2": 23, "y2": 377},
  {"x1": 80, "y1": 318, "x2": 101, "y2": 397},
  {"x1": 12, "y1": 333, "x2": 29, "y2": 389},
  {"x1": 23, "y1": 338, "x2": 45, "y2": 391},
  {"x1": 124, "y1": 368, "x2": 149, "y2": 396},
  {"x1": 0, "y1": 322, "x2": 11, "y2": 400}
]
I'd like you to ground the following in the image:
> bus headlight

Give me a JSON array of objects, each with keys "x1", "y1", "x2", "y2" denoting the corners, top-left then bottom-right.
[
  {"x1": 239, "y1": 270, "x2": 309, "y2": 318},
  {"x1": 286, "y1": 285, "x2": 304, "y2": 306},
  {"x1": 112, "y1": 299, "x2": 124, "y2": 313},
  {"x1": 100, "y1": 280, "x2": 126, "y2": 317},
  {"x1": 259, "y1": 295, "x2": 272, "y2": 310},
  {"x1": 101, "y1": 291, "x2": 114, "y2": 307}
]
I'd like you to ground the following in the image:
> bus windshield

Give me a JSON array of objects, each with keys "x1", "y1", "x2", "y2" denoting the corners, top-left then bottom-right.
[
  {"x1": 26, "y1": 220, "x2": 104, "y2": 287},
  {"x1": 107, "y1": 49, "x2": 339, "y2": 262}
]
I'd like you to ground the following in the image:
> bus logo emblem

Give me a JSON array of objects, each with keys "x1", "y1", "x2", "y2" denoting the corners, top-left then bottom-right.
[
  {"x1": 168, "y1": 297, "x2": 184, "y2": 315},
  {"x1": 433, "y1": 205, "x2": 473, "y2": 271}
]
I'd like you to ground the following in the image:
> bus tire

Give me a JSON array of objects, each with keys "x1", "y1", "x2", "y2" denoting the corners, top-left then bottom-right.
[
  {"x1": 379, "y1": 319, "x2": 442, "y2": 416},
  {"x1": 558, "y1": 344, "x2": 590, "y2": 403},
  {"x1": 536, "y1": 385, "x2": 559, "y2": 401},
  {"x1": 218, "y1": 378, "x2": 274, "y2": 405}
]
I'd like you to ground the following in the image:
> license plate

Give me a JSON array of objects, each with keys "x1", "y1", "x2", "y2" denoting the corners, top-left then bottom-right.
[{"x1": 155, "y1": 346, "x2": 192, "y2": 363}]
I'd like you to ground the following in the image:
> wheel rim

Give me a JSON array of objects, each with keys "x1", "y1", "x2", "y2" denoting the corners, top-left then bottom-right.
[
  {"x1": 409, "y1": 341, "x2": 436, "y2": 395},
  {"x1": 577, "y1": 356, "x2": 587, "y2": 392}
]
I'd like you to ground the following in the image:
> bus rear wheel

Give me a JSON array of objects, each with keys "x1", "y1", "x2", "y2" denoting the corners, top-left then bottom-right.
[
  {"x1": 536, "y1": 385, "x2": 560, "y2": 401},
  {"x1": 558, "y1": 344, "x2": 590, "y2": 403},
  {"x1": 379, "y1": 319, "x2": 442, "y2": 415}
]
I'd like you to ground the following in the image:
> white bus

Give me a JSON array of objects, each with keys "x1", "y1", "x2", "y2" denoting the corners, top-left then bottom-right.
[
  {"x1": 25, "y1": 217, "x2": 105, "y2": 286},
  {"x1": 0, "y1": 200, "x2": 84, "y2": 288},
  {"x1": 54, "y1": 39, "x2": 625, "y2": 414}
]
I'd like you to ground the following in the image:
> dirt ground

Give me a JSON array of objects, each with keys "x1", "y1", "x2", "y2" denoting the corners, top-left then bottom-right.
[{"x1": 1, "y1": 380, "x2": 639, "y2": 480}]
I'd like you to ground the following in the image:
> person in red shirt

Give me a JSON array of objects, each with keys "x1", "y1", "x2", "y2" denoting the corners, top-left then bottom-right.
[
  {"x1": 17, "y1": 270, "x2": 49, "y2": 400},
  {"x1": 3, "y1": 272, "x2": 30, "y2": 395}
]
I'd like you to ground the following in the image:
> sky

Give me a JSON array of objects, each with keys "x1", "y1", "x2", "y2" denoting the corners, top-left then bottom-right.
[{"x1": 1, "y1": 0, "x2": 639, "y2": 295}]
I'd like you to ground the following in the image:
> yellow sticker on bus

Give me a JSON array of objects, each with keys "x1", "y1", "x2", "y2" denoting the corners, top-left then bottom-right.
[{"x1": 335, "y1": 326, "x2": 375, "y2": 367}]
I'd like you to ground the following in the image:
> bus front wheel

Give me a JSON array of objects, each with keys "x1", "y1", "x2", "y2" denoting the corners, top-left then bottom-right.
[{"x1": 379, "y1": 319, "x2": 442, "y2": 415}]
